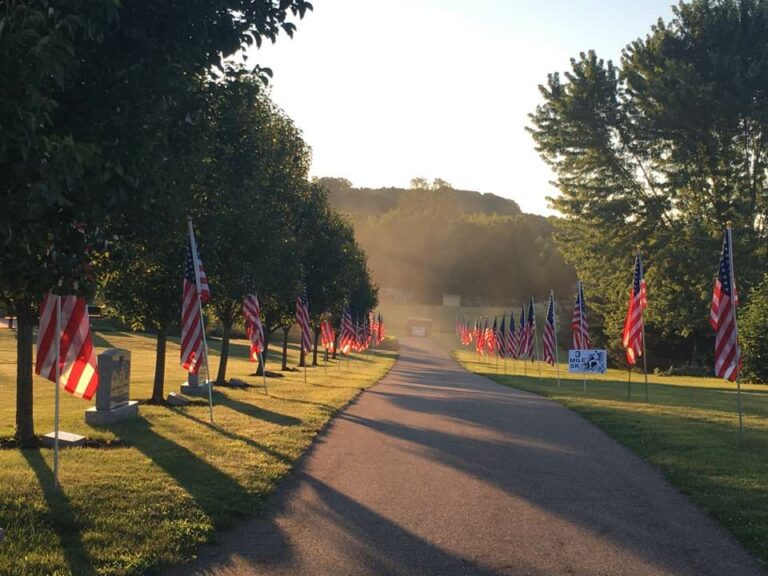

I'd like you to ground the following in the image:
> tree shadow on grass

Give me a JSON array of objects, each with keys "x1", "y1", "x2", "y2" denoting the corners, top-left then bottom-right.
[
  {"x1": 90, "y1": 331, "x2": 114, "y2": 349},
  {"x1": 171, "y1": 408, "x2": 292, "y2": 466},
  {"x1": 111, "y1": 417, "x2": 255, "y2": 528},
  {"x1": 215, "y1": 394, "x2": 302, "y2": 427},
  {"x1": 22, "y1": 449, "x2": 97, "y2": 576}
]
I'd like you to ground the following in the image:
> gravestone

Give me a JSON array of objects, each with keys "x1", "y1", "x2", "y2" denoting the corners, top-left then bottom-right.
[
  {"x1": 181, "y1": 371, "x2": 212, "y2": 396},
  {"x1": 85, "y1": 349, "x2": 139, "y2": 425}
]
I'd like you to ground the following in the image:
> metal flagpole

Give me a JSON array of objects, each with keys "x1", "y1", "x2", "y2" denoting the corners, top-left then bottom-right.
[
  {"x1": 641, "y1": 322, "x2": 649, "y2": 402},
  {"x1": 552, "y1": 290, "x2": 561, "y2": 389},
  {"x1": 53, "y1": 295, "x2": 61, "y2": 491},
  {"x1": 726, "y1": 223, "x2": 743, "y2": 431},
  {"x1": 579, "y1": 280, "x2": 587, "y2": 394},
  {"x1": 532, "y1": 298, "x2": 542, "y2": 381},
  {"x1": 639, "y1": 250, "x2": 649, "y2": 403},
  {"x1": 627, "y1": 366, "x2": 632, "y2": 400},
  {"x1": 188, "y1": 217, "x2": 214, "y2": 425}
]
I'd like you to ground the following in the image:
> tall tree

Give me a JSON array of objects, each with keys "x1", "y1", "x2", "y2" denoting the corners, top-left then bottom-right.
[
  {"x1": 1, "y1": 0, "x2": 312, "y2": 444},
  {"x1": 528, "y1": 0, "x2": 768, "y2": 362}
]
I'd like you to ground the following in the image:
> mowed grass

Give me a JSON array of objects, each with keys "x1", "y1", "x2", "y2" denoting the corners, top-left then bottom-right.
[
  {"x1": 454, "y1": 348, "x2": 768, "y2": 568},
  {"x1": 0, "y1": 327, "x2": 396, "y2": 576}
]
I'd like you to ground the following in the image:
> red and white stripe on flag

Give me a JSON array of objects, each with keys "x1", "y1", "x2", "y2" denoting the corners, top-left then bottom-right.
[
  {"x1": 710, "y1": 228, "x2": 741, "y2": 381},
  {"x1": 35, "y1": 294, "x2": 99, "y2": 400},
  {"x1": 542, "y1": 295, "x2": 556, "y2": 366},
  {"x1": 181, "y1": 277, "x2": 205, "y2": 373},
  {"x1": 295, "y1": 289, "x2": 312, "y2": 354},
  {"x1": 243, "y1": 294, "x2": 265, "y2": 362},
  {"x1": 622, "y1": 254, "x2": 648, "y2": 366},
  {"x1": 321, "y1": 319, "x2": 335, "y2": 352},
  {"x1": 571, "y1": 282, "x2": 590, "y2": 349},
  {"x1": 339, "y1": 309, "x2": 355, "y2": 354}
]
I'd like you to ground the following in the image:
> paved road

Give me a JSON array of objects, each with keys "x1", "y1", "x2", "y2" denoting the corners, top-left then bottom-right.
[{"x1": 169, "y1": 338, "x2": 765, "y2": 576}]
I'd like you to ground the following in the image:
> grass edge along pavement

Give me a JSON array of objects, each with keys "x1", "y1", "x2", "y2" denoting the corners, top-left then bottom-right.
[
  {"x1": 454, "y1": 348, "x2": 768, "y2": 570},
  {"x1": 0, "y1": 328, "x2": 397, "y2": 576}
]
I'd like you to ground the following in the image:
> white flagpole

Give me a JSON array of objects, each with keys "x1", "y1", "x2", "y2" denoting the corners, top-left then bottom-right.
[
  {"x1": 727, "y1": 223, "x2": 743, "y2": 431},
  {"x1": 187, "y1": 217, "x2": 214, "y2": 425},
  {"x1": 639, "y1": 251, "x2": 649, "y2": 403},
  {"x1": 552, "y1": 290, "x2": 561, "y2": 388},
  {"x1": 54, "y1": 295, "x2": 61, "y2": 491}
]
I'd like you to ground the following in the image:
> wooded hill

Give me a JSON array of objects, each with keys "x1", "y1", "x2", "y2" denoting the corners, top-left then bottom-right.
[{"x1": 317, "y1": 177, "x2": 575, "y2": 306}]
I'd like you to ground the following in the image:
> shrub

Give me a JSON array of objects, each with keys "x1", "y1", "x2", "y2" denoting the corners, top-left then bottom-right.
[{"x1": 741, "y1": 274, "x2": 768, "y2": 383}]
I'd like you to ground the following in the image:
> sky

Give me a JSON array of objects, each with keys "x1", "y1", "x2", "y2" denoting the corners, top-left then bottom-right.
[{"x1": 247, "y1": 0, "x2": 678, "y2": 215}]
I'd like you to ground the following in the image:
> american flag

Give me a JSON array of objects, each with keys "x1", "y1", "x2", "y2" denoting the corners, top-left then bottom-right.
[
  {"x1": 295, "y1": 286, "x2": 312, "y2": 354},
  {"x1": 487, "y1": 317, "x2": 498, "y2": 356},
  {"x1": 542, "y1": 292, "x2": 557, "y2": 365},
  {"x1": 506, "y1": 310, "x2": 517, "y2": 359},
  {"x1": 497, "y1": 316, "x2": 506, "y2": 358},
  {"x1": 181, "y1": 233, "x2": 210, "y2": 374},
  {"x1": 339, "y1": 308, "x2": 356, "y2": 354},
  {"x1": 36, "y1": 294, "x2": 99, "y2": 400},
  {"x1": 243, "y1": 293, "x2": 265, "y2": 362},
  {"x1": 622, "y1": 254, "x2": 648, "y2": 365},
  {"x1": 377, "y1": 313, "x2": 385, "y2": 344},
  {"x1": 320, "y1": 316, "x2": 335, "y2": 352},
  {"x1": 522, "y1": 298, "x2": 536, "y2": 361},
  {"x1": 517, "y1": 306, "x2": 526, "y2": 358},
  {"x1": 476, "y1": 318, "x2": 487, "y2": 355},
  {"x1": 710, "y1": 227, "x2": 741, "y2": 381},
  {"x1": 571, "y1": 281, "x2": 590, "y2": 349},
  {"x1": 354, "y1": 316, "x2": 365, "y2": 352}
]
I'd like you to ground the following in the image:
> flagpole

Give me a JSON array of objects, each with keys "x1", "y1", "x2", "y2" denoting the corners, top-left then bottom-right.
[
  {"x1": 579, "y1": 280, "x2": 587, "y2": 394},
  {"x1": 53, "y1": 295, "x2": 61, "y2": 491},
  {"x1": 726, "y1": 223, "x2": 743, "y2": 431},
  {"x1": 552, "y1": 290, "x2": 560, "y2": 389},
  {"x1": 639, "y1": 250, "x2": 649, "y2": 403},
  {"x1": 532, "y1": 298, "x2": 542, "y2": 381},
  {"x1": 187, "y1": 217, "x2": 214, "y2": 425}
]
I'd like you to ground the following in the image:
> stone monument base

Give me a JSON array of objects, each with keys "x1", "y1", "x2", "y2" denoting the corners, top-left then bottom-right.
[
  {"x1": 41, "y1": 431, "x2": 86, "y2": 448},
  {"x1": 85, "y1": 401, "x2": 139, "y2": 425},
  {"x1": 180, "y1": 382, "x2": 211, "y2": 396}
]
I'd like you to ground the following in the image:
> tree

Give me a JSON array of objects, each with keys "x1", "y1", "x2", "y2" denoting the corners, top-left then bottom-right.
[
  {"x1": 528, "y1": 0, "x2": 768, "y2": 363},
  {"x1": 1, "y1": 0, "x2": 312, "y2": 444},
  {"x1": 198, "y1": 77, "x2": 310, "y2": 384},
  {"x1": 740, "y1": 273, "x2": 768, "y2": 383},
  {"x1": 297, "y1": 185, "x2": 361, "y2": 365}
]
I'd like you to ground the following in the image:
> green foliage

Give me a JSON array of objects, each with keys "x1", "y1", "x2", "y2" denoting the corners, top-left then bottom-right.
[
  {"x1": 320, "y1": 178, "x2": 572, "y2": 305},
  {"x1": 741, "y1": 274, "x2": 768, "y2": 383},
  {"x1": 528, "y1": 0, "x2": 768, "y2": 364}
]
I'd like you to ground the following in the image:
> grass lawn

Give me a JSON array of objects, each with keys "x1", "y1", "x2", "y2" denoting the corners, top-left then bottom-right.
[
  {"x1": 454, "y1": 348, "x2": 768, "y2": 569},
  {"x1": 0, "y1": 327, "x2": 396, "y2": 576}
]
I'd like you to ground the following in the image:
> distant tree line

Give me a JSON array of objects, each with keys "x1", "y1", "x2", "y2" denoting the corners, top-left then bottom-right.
[
  {"x1": 529, "y1": 0, "x2": 768, "y2": 377},
  {"x1": 1, "y1": 1, "x2": 377, "y2": 446},
  {"x1": 317, "y1": 177, "x2": 576, "y2": 306}
]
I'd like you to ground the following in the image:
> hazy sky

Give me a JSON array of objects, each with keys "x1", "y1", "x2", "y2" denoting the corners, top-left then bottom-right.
[{"x1": 248, "y1": 0, "x2": 678, "y2": 215}]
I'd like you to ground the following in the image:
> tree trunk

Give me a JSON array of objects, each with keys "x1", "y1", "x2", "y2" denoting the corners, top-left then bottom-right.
[
  {"x1": 281, "y1": 326, "x2": 289, "y2": 370},
  {"x1": 312, "y1": 327, "x2": 320, "y2": 366},
  {"x1": 332, "y1": 330, "x2": 340, "y2": 359},
  {"x1": 151, "y1": 328, "x2": 167, "y2": 403},
  {"x1": 15, "y1": 304, "x2": 36, "y2": 446},
  {"x1": 216, "y1": 319, "x2": 232, "y2": 385}
]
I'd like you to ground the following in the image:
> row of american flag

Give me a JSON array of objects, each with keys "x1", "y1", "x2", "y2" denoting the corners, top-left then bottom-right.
[
  {"x1": 457, "y1": 226, "x2": 741, "y2": 383},
  {"x1": 33, "y1": 218, "x2": 387, "y2": 405}
]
